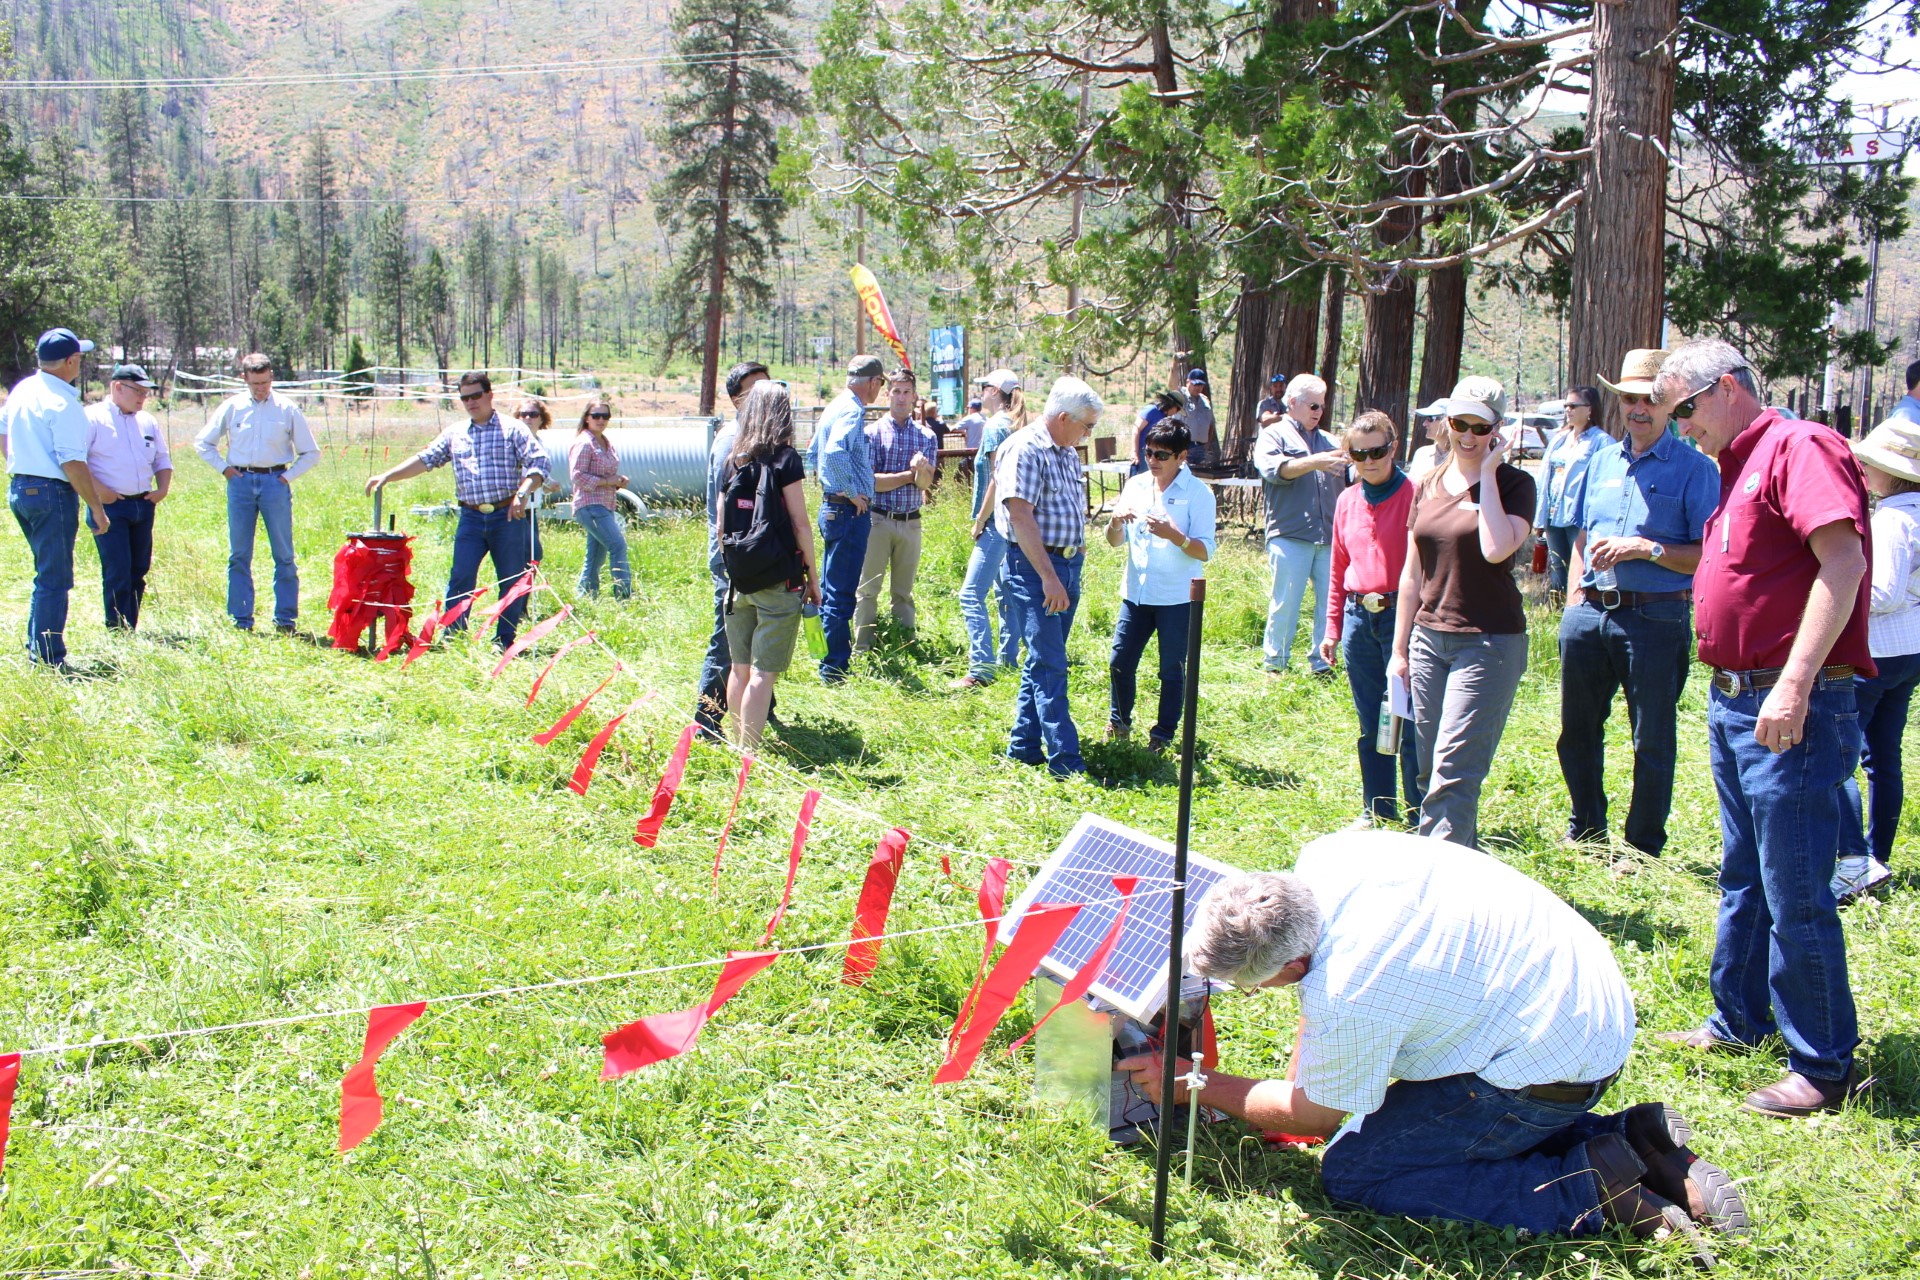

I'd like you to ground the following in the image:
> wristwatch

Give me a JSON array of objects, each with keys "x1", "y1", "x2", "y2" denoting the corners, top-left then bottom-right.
[{"x1": 1648, "y1": 542, "x2": 1666, "y2": 562}]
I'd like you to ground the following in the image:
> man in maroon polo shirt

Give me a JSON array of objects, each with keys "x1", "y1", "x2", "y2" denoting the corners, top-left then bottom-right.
[{"x1": 1652, "y1": 338, "x2": 1873, "y2": 1118}]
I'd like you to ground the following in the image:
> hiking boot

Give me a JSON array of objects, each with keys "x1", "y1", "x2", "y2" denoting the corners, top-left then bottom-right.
[
  {"x1": 1621, "y1": 1103, "x2": 1750, "y2": 1237},
  {"x1": 1588, "y1": 1134, "x2": 1716, "y2": 1268}
]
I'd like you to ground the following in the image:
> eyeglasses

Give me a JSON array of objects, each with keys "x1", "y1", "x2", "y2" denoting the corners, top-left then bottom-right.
[
  {"x1": 1617, "y1": 393, "x2": 1652, "y2": 407},
  {"x1": 1144, "y1": 448, "x2": 1178, "y2": 462},
  {"x1": 587, "y1": 410, "x2": 611, "y2": 420},
  {"x1": 1448, "y1": 415, "x2": 1496, "y2": 435},
  {"x1": 458, "y1": 391, "x2": 485, "y2": 402},
  {"x1": 1670, "y1": 380, "x2": 1721, "y2": 420},
  {"x1": 1348, "y1": 444, "x2": 1395, "y2": 462}
]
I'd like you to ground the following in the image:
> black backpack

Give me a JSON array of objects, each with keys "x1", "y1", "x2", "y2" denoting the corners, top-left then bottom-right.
[{"x1": 720, "y1": 455, "x2": 800, "y2": 594}]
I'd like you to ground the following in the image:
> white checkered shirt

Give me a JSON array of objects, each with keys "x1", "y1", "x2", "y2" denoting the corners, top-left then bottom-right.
[
  {"x1": 992, "y1": 422, "x2": 1086, "y2": 550},
  {"x1": 1290, "y1": 831, "x2": 1635, "y2": 1117}
]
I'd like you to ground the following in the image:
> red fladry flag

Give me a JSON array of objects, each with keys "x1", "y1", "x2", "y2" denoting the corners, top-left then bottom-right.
[
  {"x1": 949, "y1": 858, "x2": 1012, "y2": 1055},
  {"x1": 841, "y1": 828, "x2": 911, "y2": 987},
  {"x1": 0, "y1": 1052, "x2": 19, "y2": 1174},
  {"x1": 632, "y1": 724, "x2": 698, "y2": 848},
  {"x1": 372, "y1": 617, "x2": 413, "y2": 663},
  {"x1": 401, "y1": 602, "x2": 443, "y2": 668},
  {"x1": 760, "y1": 789, "x2": 821, "y2": 945},
  {"x1": 479, "y1": 573, "x2": 535, "y2": 625},
  {"x1": 534, "y1": 670, "x2": 620, "y2": 746},
  {"x1": 1009, "y1": 876, "x2": 1138, "y2": 1055},
  {"x1": 338, "y1": 1002, "x2": 427, "y2": 1152},
  {"x1": 710, "y1": 755, "x2": 754, "y2": 891},
  {"x1": 599, "y1": 951, "x2": 779, "y2": 1079},
  {"x1": 525, "y1": 632, "x2": 598, "y2": 707},
  {"x1": 488, "y1": 607, "x2": 572, "y2": 678},
  {"x1": 568, "y1": 694, "x2": 655, "y2": 795},
  {"x1": 437, "y1": 585, "x2": 490, "y2": 631},
  {"x1": 933, "y1": 902, "x2": 1083, "y2": 1085}
]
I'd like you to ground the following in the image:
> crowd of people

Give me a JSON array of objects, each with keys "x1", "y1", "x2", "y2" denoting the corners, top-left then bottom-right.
[{"x1": 5, "y1": 322, "x2": 1920, "y2": 1259}]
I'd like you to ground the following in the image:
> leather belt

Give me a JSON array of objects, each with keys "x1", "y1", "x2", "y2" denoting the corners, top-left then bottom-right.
[
  {"x1": 877, "y1": 509, "x2": 921, "y2": 521},
  {"x1": 825, "y1": 494, "x2": 859, "y2": 507},
  {"x1": 110, "y1": 492, "x2": 151, "y2": 503},
  {"x1": 1712, "y1": 663, "x2": 1855, "y2": 696},
  {"x1": 1042, "y1": 545, "x2": 1081, "y2": 559},
  {"x1": 1590, "y1": 587, "x2": 1691, "y2": 611},
  {"x1": 1522, "y1": 1072, "x2": 1617, "y2": 1105},
  {"x1": 237, "y1": 464, "x2": 287, "y2": 474},
  {"x1": 460, "y1": 499, "x2": 515, "y2": 513},
  {"x1": 1358, "y1": 591, "x2": 1396, "y2": 614}
]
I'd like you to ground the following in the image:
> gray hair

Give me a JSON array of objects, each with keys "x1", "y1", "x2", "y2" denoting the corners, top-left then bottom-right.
[
  {"x1": 1284, "y1": 373, "x2": 1327, "y2": 406},
  {"x1": 1185, "y1": 872, "x2": 1323, "y2": 988},
  {"x1": 1656, "y1": 338, "x2": 1759, "y2": 403},
  {"x1": 1043, "y1": 375, "x2": 1105, "y2": 425}
]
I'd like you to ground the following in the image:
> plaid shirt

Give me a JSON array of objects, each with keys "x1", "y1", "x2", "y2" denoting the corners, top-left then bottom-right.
[
  {"x1": 866, "y1": 413, "x2": 939, "y2": 514},
  {"x1": 416, "y1": 412, "x2": 551, "y2": 505},
  {"x1": 993, "y1": 422, "x2": 1086, "y2": 550}
]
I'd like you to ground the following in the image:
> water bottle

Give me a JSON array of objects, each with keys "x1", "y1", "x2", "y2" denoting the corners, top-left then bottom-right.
[
  {"x1": 802, "y1": 600, "x2": 827, "y2": 660},
  {"x1": 1374, "y1": 692, "x2": 1402, "y2": 755}
]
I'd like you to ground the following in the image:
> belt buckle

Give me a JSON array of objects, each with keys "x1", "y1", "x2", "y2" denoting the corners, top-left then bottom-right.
[
  {"x1": 1717, "y1": 669, "x2": 1748, "y2": 696},
  {"x1": 1060, "y1": 545, "x2": 1079, "y2": 560},
  {"x1": 1361, "y1": 592, "x2": 1386, "y2": 614},
  {"x1": 477, "y1": 502, "x2": 496, "y2": 514},
  {"x1": 1596, "y1": 588, "x2": 1624, "y2": 611}
]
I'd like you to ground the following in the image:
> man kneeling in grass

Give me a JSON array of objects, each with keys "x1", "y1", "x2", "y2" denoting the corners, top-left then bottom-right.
[{"x1": 1121, "y1": 831, "x2": 1747, "y2": 1266}]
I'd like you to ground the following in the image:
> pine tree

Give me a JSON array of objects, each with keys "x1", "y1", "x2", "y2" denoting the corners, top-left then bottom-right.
[
  {"x1": 414, "y1": 246, "x2": 457, "y2": 385},
  {"x1": 153, "y1": 198, "x2": 211, "y2": 374},
  {"x1": 367, "y1": 204, "x2": 412, "y2": 368},
  {"x1": 652, "y1": 0, "x2": 805, "y2": 413}
]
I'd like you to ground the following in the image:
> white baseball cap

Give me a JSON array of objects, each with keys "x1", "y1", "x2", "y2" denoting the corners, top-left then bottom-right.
[{"x1": 976, "y1": 369, "x2": 1020, "y2": 395}]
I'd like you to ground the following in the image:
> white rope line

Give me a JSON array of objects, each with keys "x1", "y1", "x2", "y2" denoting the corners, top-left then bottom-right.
[{"x1": 14, "y1": 883, "x2": 1170, "y2": 1060}]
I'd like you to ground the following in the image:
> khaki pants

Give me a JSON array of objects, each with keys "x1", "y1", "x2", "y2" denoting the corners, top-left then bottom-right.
[{"x1": 854, "y1": 512, "x2": 923, "y2": 651}]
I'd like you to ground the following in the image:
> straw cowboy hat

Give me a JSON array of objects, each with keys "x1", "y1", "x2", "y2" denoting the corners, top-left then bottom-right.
[
  {"x1": 1854, "y1": 418, "x2": 1920, "y2": 485},
  {"x1": 1596, "y1": 349, "x2": 1669, "y2": 397}
]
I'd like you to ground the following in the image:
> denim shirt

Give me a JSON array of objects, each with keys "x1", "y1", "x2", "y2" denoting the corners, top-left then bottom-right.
[
  {"x1": 1572, "y1": 428, "x2": 1720, "y2": 593},
  {"x1": 1535, "y1": 424, "x2": 1609, "y2": 528},
  {"x1": 806, "y1": 389, "x2": 875, "y2": 501}
]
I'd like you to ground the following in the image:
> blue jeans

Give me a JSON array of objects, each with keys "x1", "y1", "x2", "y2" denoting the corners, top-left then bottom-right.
[
  {"x1": 1108, "y1": 599, "x2": 1190, "y2": 744},
  {"x1": 816, "y1": 501, "x2": 871, "y2": 677},
  {"x1": 1706, "y1": 675, "x2": 1860, "y2": 1082},
  {"x1": 697, "y1": 576, "x2": 732, "y2": 732},
  {"x1": 573, "y1": 503, "x2": 631, "y2": 598},
  {"x1": 1264, "y1": 536, "x2": 1332, "y2": 672},
  {"x1": 226, "y1": 472, "x2": 298, "y2": 628},
  {"x1": 1555, "y1": 599, "x2": 1692, "y2": 854},
  {"x1": 1840, "y1": 650, "x2": 1920, "y2": 865},
  {"x1": 446, "y1": 506, "x2": 540, "y2": 647},
  {"x1": 1342, "y1": 603, "x2": 1422, "y2": 823},
  {"x1": 8, "y1": 475, "x2": 79, "y2": 665},
  {"x1": 1320, "y1": 1073, "x2": 1622, "y2": 1236},
  {"x1": 958, "y1": 524, "x2": 1023, "y2": 681},
  {"x1": 1004, "y1": 545, "x2": 1084, "y2": 775},
  {"x1": 1543, "y1": 524, "x2": 1577, "y2": 593},
  {"x1": 95, "y1": 496, "x2": 157, "y2": 629}
]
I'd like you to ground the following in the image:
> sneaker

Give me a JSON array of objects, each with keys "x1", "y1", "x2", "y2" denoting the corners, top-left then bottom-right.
[{"x1": 1832, "y1": 856, "x2": 1892, "y2": 904}]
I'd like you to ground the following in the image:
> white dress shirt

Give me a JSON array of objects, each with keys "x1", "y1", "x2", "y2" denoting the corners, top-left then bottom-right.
[
  {"x1": 1867, "y1": 490, "x2": 1920, "y2": 658},
  {"x1": 1292, "y1": 831, "x2": 1636, "y2": 1118},
  {"x1": 86, "y1": 402, "x2": 172, "y2": 497},
  {"x1": 0, "y1": 370, "x2": 91, "y2": 480},
  {"x1": 193, "y1": 390, "x2": 320, "y2": 480}
]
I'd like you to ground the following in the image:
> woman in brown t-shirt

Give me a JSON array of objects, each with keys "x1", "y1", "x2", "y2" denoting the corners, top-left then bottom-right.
[{"x1": 1388, "y1": 376, "x2": 1537, "y2": 849}]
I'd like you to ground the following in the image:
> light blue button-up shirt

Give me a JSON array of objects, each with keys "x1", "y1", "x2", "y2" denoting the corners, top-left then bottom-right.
[
  {"x1": 1888, "y1": 393, "x2": 1920, "y2": 426},
  {"x1": 806, "y1": 389, "x2": 875, "y2": 502},
  {"x1": 1116, "y1": 467, "x2": 1217, "y2": 606},
  {"x1": 0, "y1": 370, "x2": 90, "y2": 480},
  {"x1": 1571, "y1": 427, "x2": 1720, "y2": 593},
  {"x1": 1535, "y1": 423, "x2": 1609, "y2": 528}
]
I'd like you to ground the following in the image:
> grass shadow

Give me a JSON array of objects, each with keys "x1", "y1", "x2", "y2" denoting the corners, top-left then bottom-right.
[
  {"x1": 769, "y1": 714, "x2": 867, "y2": 768},
  {"x1": 1208, "y1": 753, "x2": 1303, "y2": 791},
  {"x1": 1573, "y1": 902, "x2": 1692, "y2": 949}
]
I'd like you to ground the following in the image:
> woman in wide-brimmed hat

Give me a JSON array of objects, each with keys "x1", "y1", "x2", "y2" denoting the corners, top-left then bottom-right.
[{"x1": 1834, "y1": 418, "x2": 1920, "y2": 902}]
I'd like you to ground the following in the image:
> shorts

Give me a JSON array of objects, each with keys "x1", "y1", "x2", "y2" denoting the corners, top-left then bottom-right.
[{"x1": 725, "y1": 582, "x2": 804, "y2": 674}]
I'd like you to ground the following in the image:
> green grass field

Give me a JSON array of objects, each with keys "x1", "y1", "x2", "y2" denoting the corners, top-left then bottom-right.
[{"x1": 1, "y1": 420, "x2": 1917, "y2": 1280}]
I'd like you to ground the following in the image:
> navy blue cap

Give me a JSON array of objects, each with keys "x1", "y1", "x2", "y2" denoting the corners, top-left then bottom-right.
[
  {"x1": 36, "y1": 328, "x2": 95, "y2": 363},
  {"x1": 1187, "y1": 368, "x2": 1208, "y2": 384}
]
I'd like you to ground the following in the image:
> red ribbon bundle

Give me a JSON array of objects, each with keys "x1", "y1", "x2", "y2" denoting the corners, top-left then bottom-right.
[
  {"x1": 600, "y1": 951, "x2": 780, "y2": 1079},
  {"x1": 632, "y1": 724, "x2": 697, "y2": 848},
  {"x1": 338, "y1": 1002, "x2": 427, "y2": 1152},
  {"x1": 841, "y1": 829, "x2": 911, "y2": 987}
]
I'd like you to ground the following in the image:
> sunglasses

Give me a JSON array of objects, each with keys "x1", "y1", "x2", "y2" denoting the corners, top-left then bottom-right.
[
  {"x1": 1670, "y1": 379, "x2": 1723, "y2": 420},
  {"x1": 1617, "y1": 393, "x2": 1652, "y2": 407},
  {"x1": 1144, "y1": 448, "x2": 1178, "y2": 462},
  {"x1": 587, "y1": 410, "x2": 611, "y2": 420},
  {"x1": 1302, "y1": 402, "x2": 1323, "y2": 413},
  {"x1": 1566, "y1": 401, "x2": 1589, "y2": 411},
  {"x1": 516, "y1": 409, "x2": 543, "y2": 419},
  {"x1": 1348, "y1": 444, "x2": 1395, "y2": 462},
  {"x1": 458, "y1": 391, "x2": 485, "y2": 402},
  {"x1": 1448, "y1": 415, "x2": 1496, "y2": 435}
]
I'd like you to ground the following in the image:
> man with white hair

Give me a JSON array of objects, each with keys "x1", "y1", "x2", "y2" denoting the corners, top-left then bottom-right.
[
  {"x1": 1652, "y1": 338, "x2": 1872, "y2": 1119},
  {"x1": 1119, "y1": 831, "x2": 1745, "y2": 1261},
  {"x1": 1255, "y1": 372, "x2": 1347, "y2": 674},
  {"x1": 993, "y1": 376, "x2": 1104, "y2": 776}
]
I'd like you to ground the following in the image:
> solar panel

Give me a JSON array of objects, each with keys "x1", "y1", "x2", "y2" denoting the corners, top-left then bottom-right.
[{"x1": 1001, "y1": 813, "x2": 1244, "y2": 1023}]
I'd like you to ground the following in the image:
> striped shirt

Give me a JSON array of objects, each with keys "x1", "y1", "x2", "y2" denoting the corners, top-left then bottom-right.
[
  {"x1": 1868, "y1": 491, "x2": 1920, "y2": 658},
  {"x1": 866, "y1": 413, "x2": 939, "y2": 514},
  {"x1": 1291, "y1": 831, "x2": 1635, "y2": 1118}
]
